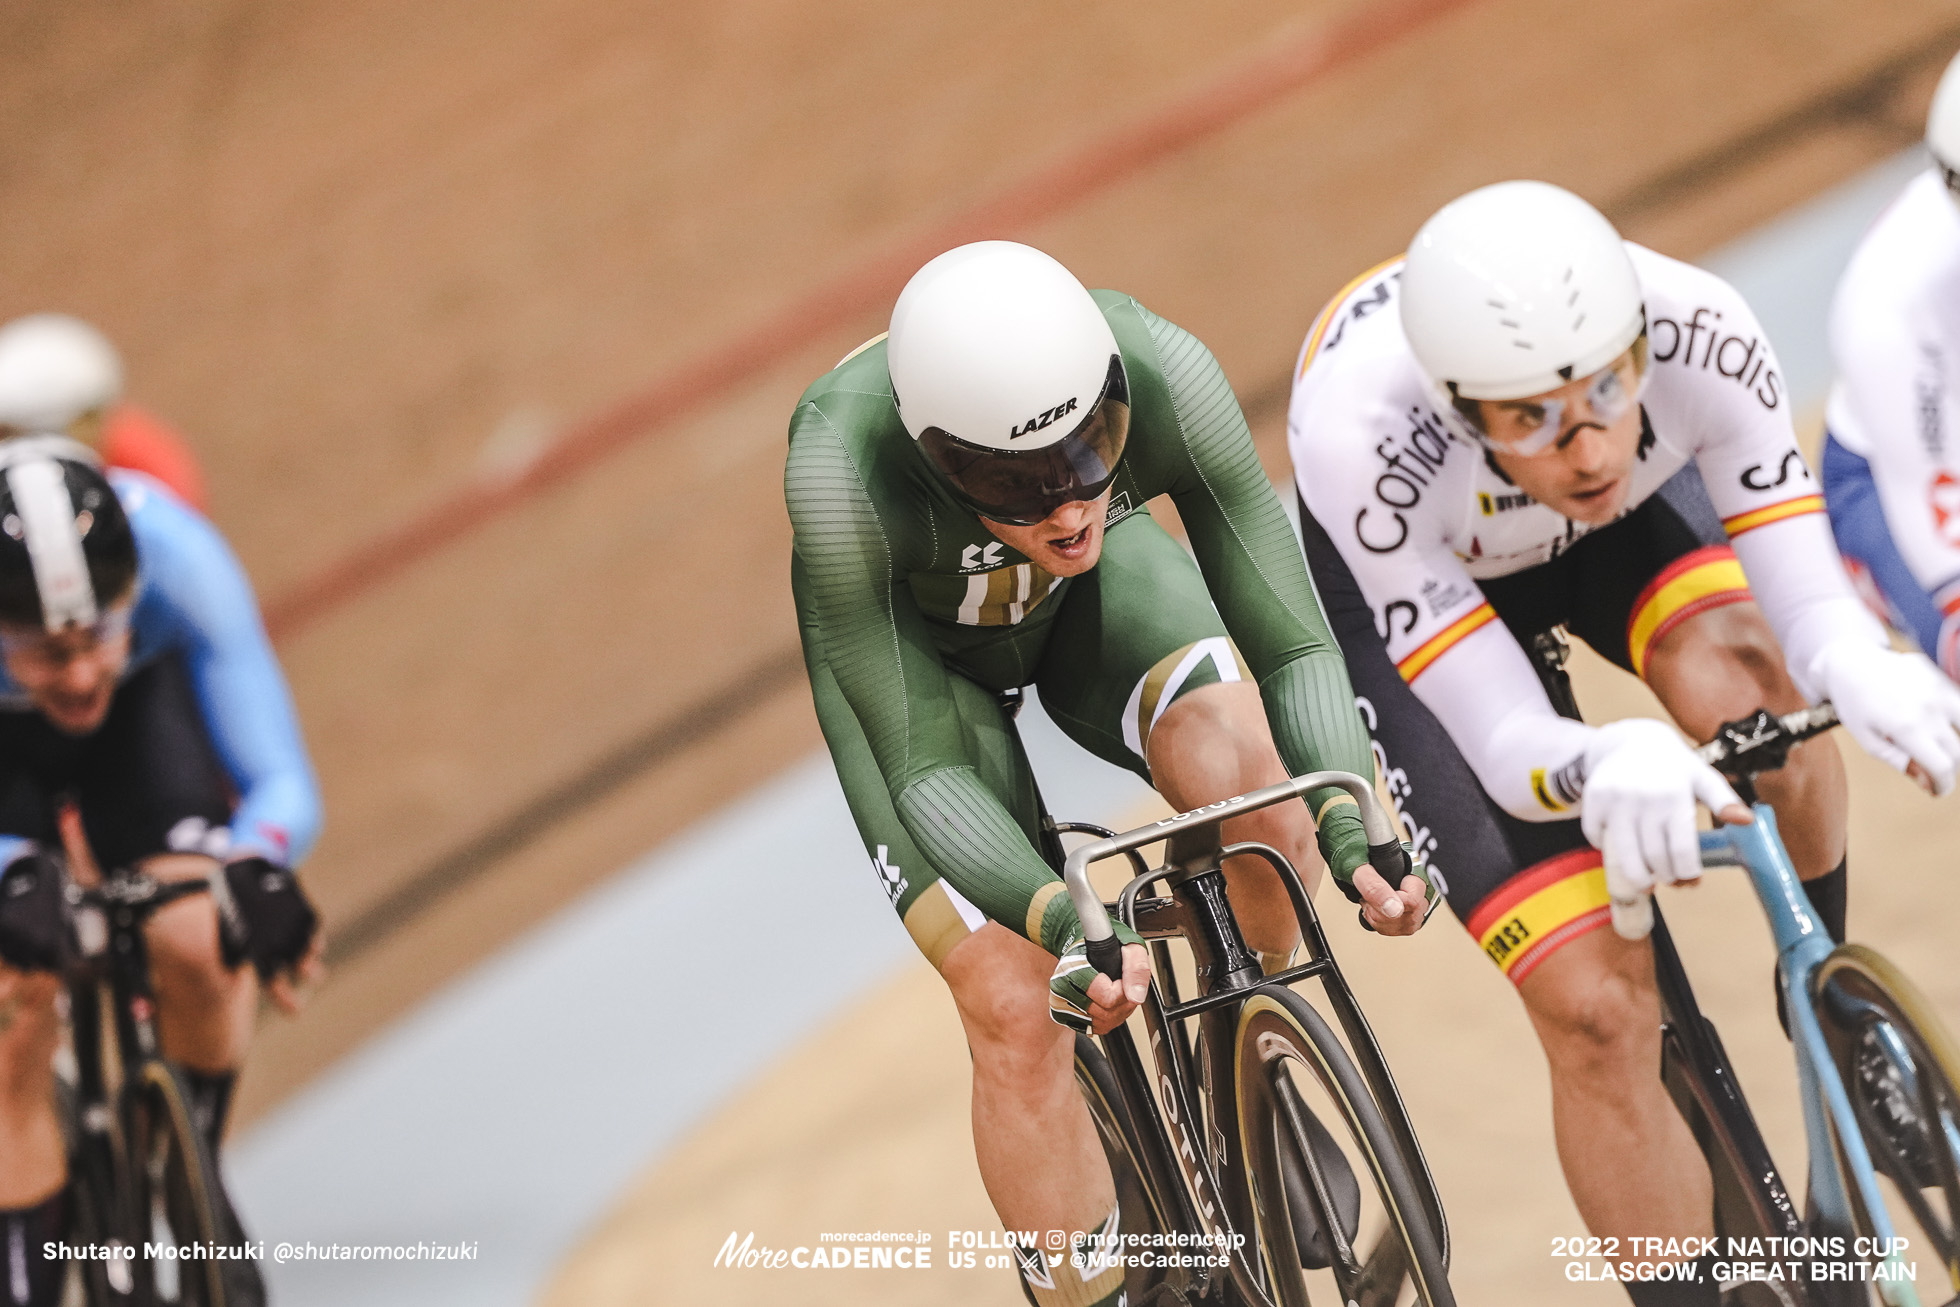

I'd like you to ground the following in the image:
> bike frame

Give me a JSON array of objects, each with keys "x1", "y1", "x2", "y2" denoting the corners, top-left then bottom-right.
[
  {"x1": 1695, "y1": 806, "x2": 1922, "y2": 1306},
  {"x1": 64, "y1": 870, "x2": 212, "y2": 1302},
  {"x1": 1058, "y1": 771, "x2": 1448, "y2": 1303}
]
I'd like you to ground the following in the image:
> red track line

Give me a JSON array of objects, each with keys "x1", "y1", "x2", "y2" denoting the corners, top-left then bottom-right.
[{"x1": 262, "y1": 0, "x2": 1482, "y2": 640}]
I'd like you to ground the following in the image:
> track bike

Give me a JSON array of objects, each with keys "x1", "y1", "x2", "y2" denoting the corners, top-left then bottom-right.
[
  {"x1": 1531, "y1": 629, "x2": 1960, "y2": 1307},
  {"x1": 1047, "y1": 758, "x2": 1456, "y2": 1307},
  {"x1": 53, "y1": 858, "x2": 240, "y2": 1307}
]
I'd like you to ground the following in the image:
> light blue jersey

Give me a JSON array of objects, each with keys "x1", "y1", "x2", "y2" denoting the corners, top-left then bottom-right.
[{"x1": 0, "y1": 471, "x2": 321, "y2": 866}]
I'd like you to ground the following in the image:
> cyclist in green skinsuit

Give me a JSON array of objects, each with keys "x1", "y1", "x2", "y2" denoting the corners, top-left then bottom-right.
[{"x1": 786, "y1": 241, "x2": 1431, "y2": 1307}]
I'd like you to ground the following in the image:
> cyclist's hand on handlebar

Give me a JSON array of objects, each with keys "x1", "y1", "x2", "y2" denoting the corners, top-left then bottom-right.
[
  {"x1": 265, "y1": 927, "x2": 326, "y2": 1015},
  {"x1": 1351, "y1": 862, "x2": 1432, "y2": 936},
  {"x1": 0, "y1": 851, "x2": 65, "y2": 972},
  {"x1": 1583, "y1": 719, "x2": 1751, "y2": 905},
  {"x1": 218, "y1": 857, "x2": 323, "y2": 1002},
  {"x1": 1082, "y1": 945, "x2": 1151, "y2": 1035},
  {"x1": 1336, "y1": 841, "x2": 1438, "y2": 936},
  {"x1": 1050, "y1": 923, "x2": 1148, "y2": 1035},
  {"x1": 1811, "y1": 643, "x2": 1960, "y2": 795}
]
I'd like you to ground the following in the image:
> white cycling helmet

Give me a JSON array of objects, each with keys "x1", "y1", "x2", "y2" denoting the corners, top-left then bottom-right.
[
  {"x1": 1400, "y1": 181, "x2": 1644, "y2": 403},
  {"x1": 0, "y1": 314, "x2": 124, "y2": 434},
  {"x1": 888, "y1": 241, "x2": 1129, "y2": 525},
  {"x1": 1928, "y1": 48, "x2": 1960, "y2": 203}
]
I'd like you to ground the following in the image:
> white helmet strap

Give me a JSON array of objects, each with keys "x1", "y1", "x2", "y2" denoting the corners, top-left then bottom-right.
[{"x1": 7, "y1": 458, "x2": 98, "y2": 632}]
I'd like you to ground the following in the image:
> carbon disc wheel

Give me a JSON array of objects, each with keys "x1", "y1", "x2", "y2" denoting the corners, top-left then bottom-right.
[{"x1": 1234, "y1": 985, "x2": 1454, "y2": 1307}]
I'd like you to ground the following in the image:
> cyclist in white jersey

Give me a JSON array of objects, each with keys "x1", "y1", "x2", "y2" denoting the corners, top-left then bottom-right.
[
  {"x1": 1288, "y1": 180, "x2": 1960, "y2": 1305},
  {"x1": 1822, "y1": 49, "x2": 1960, "y2": 679}
]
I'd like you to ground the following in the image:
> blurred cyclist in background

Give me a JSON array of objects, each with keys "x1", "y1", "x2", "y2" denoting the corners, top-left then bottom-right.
[
  {"x1": 0, "y1": 314, "x2": 209, "y2": 513},
  {"x1": 787, "y1": 240, "x2": 1431, "y2": 1307},
  {"x1": 1821, "y1": 49, "x2": 1960, "y2": 681},
  {"x1": 0, "y1": 439, "x2": 320, "y2": 1307},
  {"x1": 1289, "y1": 180, "x2": 1960, "y2": 1305}
]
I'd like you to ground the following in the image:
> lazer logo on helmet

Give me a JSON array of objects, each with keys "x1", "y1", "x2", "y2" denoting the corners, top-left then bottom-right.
[{"x1": 1009, "y1": 396, "x2": 1078, "y2": 440}]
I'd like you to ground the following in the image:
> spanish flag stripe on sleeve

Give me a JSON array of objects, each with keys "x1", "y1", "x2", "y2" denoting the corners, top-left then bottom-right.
[
  {"x1": 1721, "y1": 494, "x2": 1825, "y2": 539},
  {"x1": 1395, "y1": 603, "x2": 1497, "y2": 683},
  {"x1": 1299, "y1": 257, "x2": 1403, "y2": 376}
]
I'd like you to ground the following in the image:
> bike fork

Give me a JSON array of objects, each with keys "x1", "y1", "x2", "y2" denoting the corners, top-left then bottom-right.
[{"x1": 1651, "y1": 907, "x2": 1806, "y2": 1244}]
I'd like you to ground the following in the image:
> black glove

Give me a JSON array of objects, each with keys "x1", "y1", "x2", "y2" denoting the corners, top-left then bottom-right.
[
  {"x1": 0, "y1": 851, "x2": 66, "y2": 972},
  {"x1": 1344, "y1": 841, "x2": 1440, "y2": 934},
  {"x1": 217, "y1": 857, "x2": 319, "y2": 981}
]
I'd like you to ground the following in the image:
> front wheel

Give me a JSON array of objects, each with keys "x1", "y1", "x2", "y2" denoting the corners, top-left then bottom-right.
[
  {"x1": 58, "y1": 1076, "x2": 139, "y2": 1305},
  {"x1": 126, "y1": 1061, "x2": 230, "y2": 1307},
  {"x1": 1813, "y1": 945, "x2": 1960, "y2": 1298},
  {"x1": 1071, "y1": 1035, "x2": 1185, "y2": 1305},
  {"x1": 1235, "y1": 986, "x2": 1454, "y2": 1307}
]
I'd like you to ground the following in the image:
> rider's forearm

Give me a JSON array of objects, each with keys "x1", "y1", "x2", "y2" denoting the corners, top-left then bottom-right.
[
  {"x1": 894, "y1": 767, "x2": 1080, "y2": 955},
  {"x1": 1408, "y1": 623, "x2": 1597, "y2": 821},
  {"x1": 166, "y1": 504, "x2": 324, "y2": 865},
  {"x1": 1125, "y1": 301, "x2": 1387, "y2": 871},
  {"x1": 1729, "y1": 515, "x2": 1891, "y2": 697},
  {"x1": 1261, "y1": 654, "x2": 1379, "y2": 873}
]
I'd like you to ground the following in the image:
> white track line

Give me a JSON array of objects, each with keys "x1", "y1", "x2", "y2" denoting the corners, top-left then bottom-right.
[{"x1": 227, "y1": 148, "x2": 1927, "y2": 1307}]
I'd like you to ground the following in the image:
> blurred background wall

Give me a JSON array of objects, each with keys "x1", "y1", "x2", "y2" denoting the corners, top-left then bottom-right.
[{"x1": 5, "y1": 2, "x2": 1959, "y2": 1303}]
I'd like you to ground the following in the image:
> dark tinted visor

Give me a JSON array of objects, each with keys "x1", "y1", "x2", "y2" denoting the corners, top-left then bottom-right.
[{"x1": 918, "y1": 356, "x2": 1130, "y2": 525}]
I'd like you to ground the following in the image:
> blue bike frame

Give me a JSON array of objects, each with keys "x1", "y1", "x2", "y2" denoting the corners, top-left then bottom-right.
[{"x1": 1700, "y1": 806, "x2": 1921, "y2": 1305}]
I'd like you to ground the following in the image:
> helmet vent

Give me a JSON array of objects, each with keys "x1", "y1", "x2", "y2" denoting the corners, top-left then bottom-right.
[{"x1": 1400, "y1": 180, "x2": 1642, "y2": 400}]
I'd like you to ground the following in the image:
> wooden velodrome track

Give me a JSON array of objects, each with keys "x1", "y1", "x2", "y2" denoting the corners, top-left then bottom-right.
[{"x1": 4, "y1": 1, "x2": 1960, "y2": 1302}]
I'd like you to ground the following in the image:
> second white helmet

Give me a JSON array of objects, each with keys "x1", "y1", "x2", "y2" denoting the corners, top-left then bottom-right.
[
  {"x1": 1399, "y1": 181, "x2": 1644, "y2": 402},
  {"x1": 0, "y1": 314, "x2": 124, "y2": 434},
  {"x1": 1928, "y1": 48, "x2": 1960, "y2": 200},
  {"x1": 888, "y1": 241, "x2": 1130, "y2": 524}
]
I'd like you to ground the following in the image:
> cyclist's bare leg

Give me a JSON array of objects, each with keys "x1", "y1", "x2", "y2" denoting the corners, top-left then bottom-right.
[
  {"x1": 0, "y1": 965, "x2": 63, "y2": 1207},
  {"x1": 943, "y1": 922, "x2": 1113, "y2": 1236},
  {"x1": 1519, "y1": 928, "x2": 1712, "y2": 1245},
  {"x1": 1144, "y1": 680, "x2": 1322, "y2": 956},
  {"x1": 1642, "y1": 601, "x2": 1848, "y2": 880},
  {"x1": 142, "y1": 853, "x2": 257, "y2": 1075}
]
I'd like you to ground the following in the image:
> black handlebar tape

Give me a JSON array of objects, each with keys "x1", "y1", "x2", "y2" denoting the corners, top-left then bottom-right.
[
  {"x1": 1367, "y1": 839, "x2": 1411, "y2": 885},
  {"x1": 1086, "y1": 932, "x2": 1126, "y2": 982}
]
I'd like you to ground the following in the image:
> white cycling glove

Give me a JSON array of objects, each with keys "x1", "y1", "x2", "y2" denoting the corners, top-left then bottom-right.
[
  {"x1": 1581, "y1": 719, "x2": 1746, "y2": 934},
  {"x1": 1807, "y1": 640, "x2": 1960, "y2": 796}
]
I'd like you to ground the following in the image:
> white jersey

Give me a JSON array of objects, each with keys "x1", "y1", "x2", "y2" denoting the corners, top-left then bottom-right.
[
  {"x1": 1289, "y1": 245, "x2": 1883, "y2": 821},
  {"x1": 1826, "y1": 168, "x2": 1960, "y2": 609}
]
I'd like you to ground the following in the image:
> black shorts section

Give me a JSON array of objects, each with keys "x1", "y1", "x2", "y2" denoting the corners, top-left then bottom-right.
[
  {"x1": 1296, "y1": 497, "x2": 1588, "y2": 921},
  {"x1": 0, "y1": 654, "x2": 233, "y2": 872},
  {"x1": 1478, "y1": 464, "x2": 1727, "y2": 675}
]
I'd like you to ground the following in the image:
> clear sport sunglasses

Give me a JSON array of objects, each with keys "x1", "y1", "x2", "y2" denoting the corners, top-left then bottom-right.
[
  {"x1": 0, "y1": 603, "x2": 133, "y2": 668},
  {"x1": 1463, "y1": 348, "x2": 1646, "y2": 457}
]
